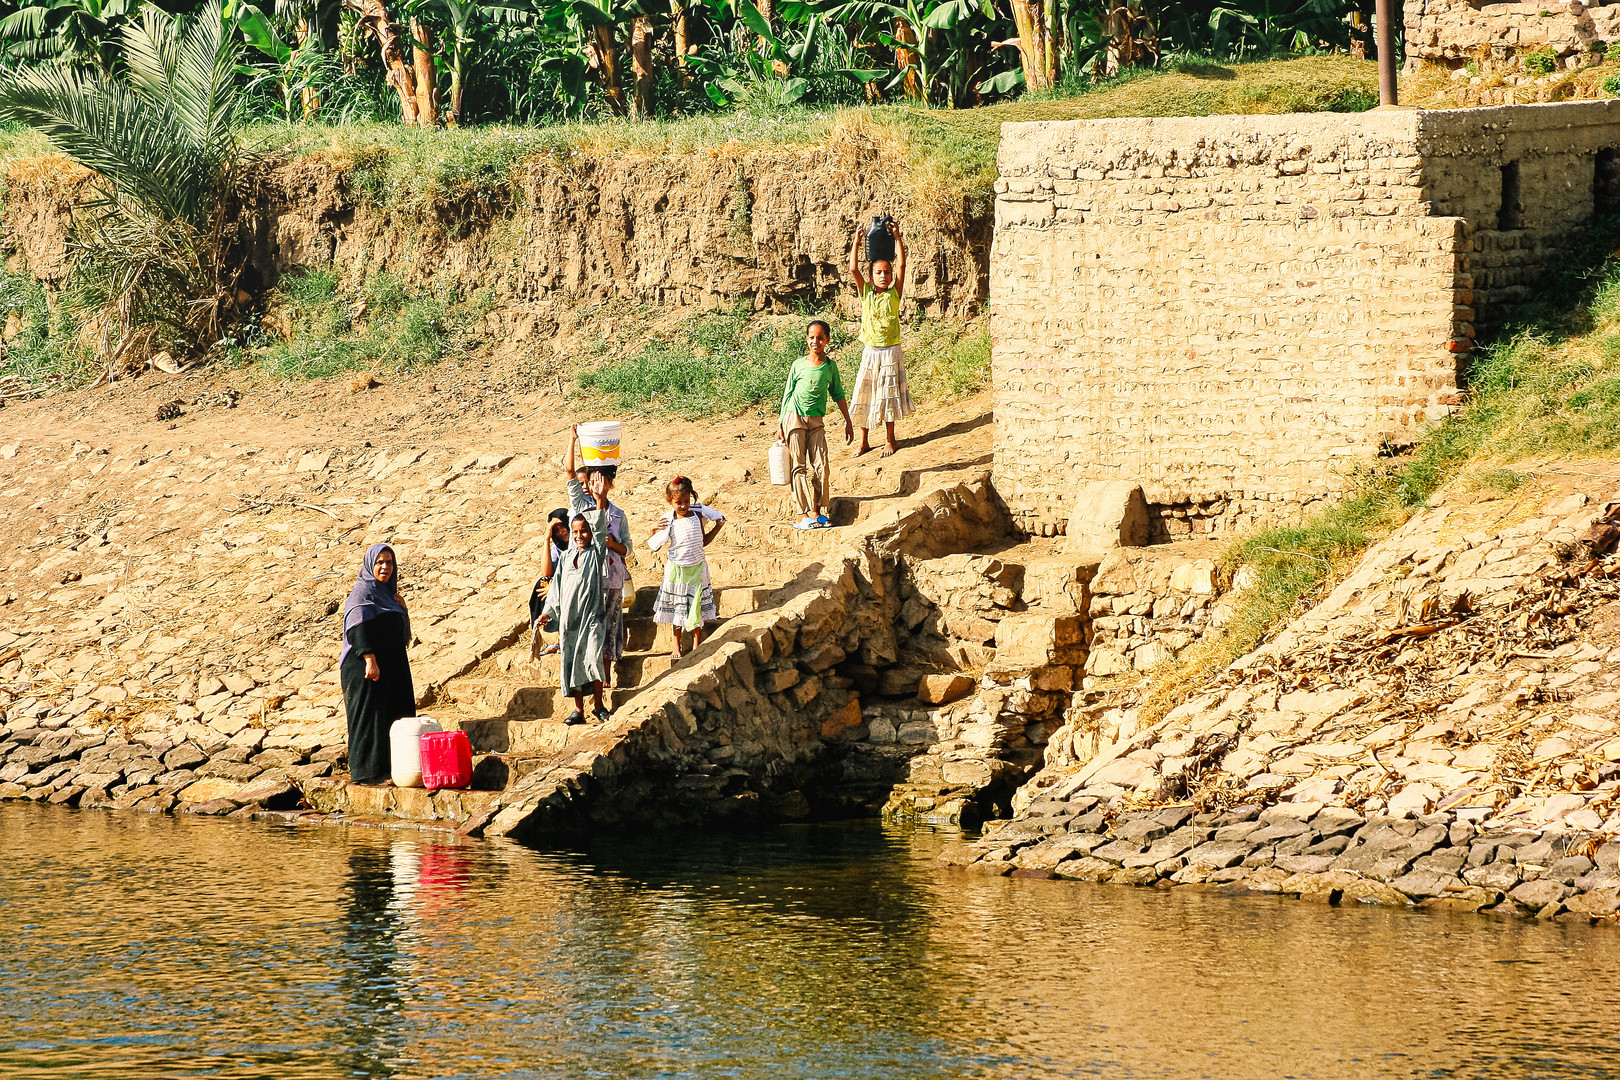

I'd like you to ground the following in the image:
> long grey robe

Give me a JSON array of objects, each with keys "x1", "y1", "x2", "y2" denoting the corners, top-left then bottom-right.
[{"x1": 547, "y1": 482, "x2": 610, "y2": 697}]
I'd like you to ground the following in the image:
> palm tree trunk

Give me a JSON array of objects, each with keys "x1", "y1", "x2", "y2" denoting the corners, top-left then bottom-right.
[
  {"x1": 629, "y1": 16, "x2": 655, "y2": 119},
  {"x1": 296, "y1": 17, "x2": 321, "y2": 119},
  {"x1": 410, "y1": 17, "x2": 439, "y2": 127},
  {"x1": 344, "y1": 0, "x2": 419, "y2": 124},
  {"x1": 447, "y1": 36, "x2": 465, "y2": 125},
  {"x1": 756, "y1": 0, "x2": 775, "y2": 52}
]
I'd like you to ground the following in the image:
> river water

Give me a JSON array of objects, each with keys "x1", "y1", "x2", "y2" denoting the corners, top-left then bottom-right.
[{"x1": 0, "y1": 803, "x2": 1615, "y2": 1079}]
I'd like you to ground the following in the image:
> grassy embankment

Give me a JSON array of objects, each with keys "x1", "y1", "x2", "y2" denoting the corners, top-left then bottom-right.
[
  {"x1": 0, "y1": 55, "x2": 1376, "y2": 406},
  {"x1": 1135, "y1": 220, "x2": 1620, "y2": 722}
]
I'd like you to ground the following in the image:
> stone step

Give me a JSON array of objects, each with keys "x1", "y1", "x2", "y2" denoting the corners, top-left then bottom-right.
[
  {"x1": 454, "y1": 712, "x2": 622, "y2": 756},
  {"x1": 443, "y1": 659, "x2": 653, "y2": 716}
]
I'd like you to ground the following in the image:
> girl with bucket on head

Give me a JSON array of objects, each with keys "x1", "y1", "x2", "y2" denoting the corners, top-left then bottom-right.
[
  {"x1": 847, "y1": 216, "x2": 913, "y2": 458},
  {"x1": 778, "y1": 319, "x2": 854, "y2": 530},
  {"x1": 340, "y1": 543, "x2": 415, "y2": 786},
  {"x1": 565, "y1": 427, "x2": 632, "y2": 686}
]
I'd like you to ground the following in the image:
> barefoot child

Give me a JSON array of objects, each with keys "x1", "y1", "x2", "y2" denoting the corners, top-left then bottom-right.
[
  {"x1": 848, "y1": 217, "x2": 913, "y2": 458},
  {"x1": 546, "y1": 499, "x2": 612, "y2": 725},
  {"x1": 565, "y1": 432, "x2": 631, "y2": 687},
  {"x1": 648, "y1": 476, "x2": 724, "y2": 658},
  {"x1": 779, "y1": 319, "x2": 854, "y2": 530}
]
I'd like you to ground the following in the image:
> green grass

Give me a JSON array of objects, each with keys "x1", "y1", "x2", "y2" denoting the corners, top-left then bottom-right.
[
  {"x1": 905, "y1": 322, "x2": 992, "y2": 400},
  {"x1": 574, "y1": 303, "x2": 989, "y2": 418},
  {"x1": 0, "y1": 122, "x2": 55, "y2": 172},
  {"x1": 1204, "y1": 213, "x2": 1620, "y2": 666},
  {"x1": 0, "y1": 267, "x2": 97, "y2": 391},
  {"x1": 576, "y1": 302, "x2": 852, "y2": 418},
  {"x1": 223, "y1": 269, "x2": 483, "y2": 379}
]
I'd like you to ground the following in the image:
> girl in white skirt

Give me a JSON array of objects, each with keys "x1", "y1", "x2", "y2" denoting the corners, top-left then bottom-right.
[
  {"x1": 847, "y1": 217, "x2": 913, "y2": 458},
  {"x1": 647, "y1": 476, "x2": 725, "y2": 659}
]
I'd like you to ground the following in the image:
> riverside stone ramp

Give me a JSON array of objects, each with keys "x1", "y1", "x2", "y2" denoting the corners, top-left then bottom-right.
[{"x1": 0, "y1": 386, "x2": 1001, "y2": 828}]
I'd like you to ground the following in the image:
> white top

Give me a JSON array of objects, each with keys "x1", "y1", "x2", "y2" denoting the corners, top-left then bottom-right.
[{"x1": 649, "y1": 503, "x2": 724, "y2": 566}]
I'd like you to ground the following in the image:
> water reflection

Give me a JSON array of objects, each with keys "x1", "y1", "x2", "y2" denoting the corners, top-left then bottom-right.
[{"x1": 0, "y1": 804, "x2": 1617, "y2": 1079}]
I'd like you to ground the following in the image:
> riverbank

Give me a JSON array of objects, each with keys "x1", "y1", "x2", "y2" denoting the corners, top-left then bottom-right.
[{"x1": 941, "y1": 461, "x2": 1620, "y2": 925}]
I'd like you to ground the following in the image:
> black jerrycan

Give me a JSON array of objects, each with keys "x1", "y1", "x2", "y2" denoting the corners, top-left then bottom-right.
[{"x1": 864, "y1": 215, "x2": 896, "y2": 263}]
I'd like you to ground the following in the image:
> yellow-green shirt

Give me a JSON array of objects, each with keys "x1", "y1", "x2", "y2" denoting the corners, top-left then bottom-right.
[{"x1": 860, "y1": 285, "x2": 901, "y2": 348}]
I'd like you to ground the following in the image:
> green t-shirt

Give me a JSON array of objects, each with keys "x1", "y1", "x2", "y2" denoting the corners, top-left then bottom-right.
[{"x1": 780, "y1": 355, "x2": 846, "y2": 420}]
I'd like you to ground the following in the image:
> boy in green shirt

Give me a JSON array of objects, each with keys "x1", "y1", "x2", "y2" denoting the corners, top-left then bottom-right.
[{"x1": 778, "y1": 320, "x2": 855, "y2": 530}]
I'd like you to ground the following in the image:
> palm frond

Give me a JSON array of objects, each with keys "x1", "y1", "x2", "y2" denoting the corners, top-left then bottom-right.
[{"x1": 122, "y1": 1, "x2": 237, "y2": 158}]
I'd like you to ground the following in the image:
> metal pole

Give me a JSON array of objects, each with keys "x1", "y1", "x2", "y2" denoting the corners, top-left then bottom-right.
[{"x1": 1376, "y1": 0, "x2": 1398, "y2": 106}]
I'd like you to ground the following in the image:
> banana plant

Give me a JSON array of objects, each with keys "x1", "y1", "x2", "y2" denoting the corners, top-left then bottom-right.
[
  {"x1": 226, "y1": 0, "x2": 310, "y2": 121},
  {"x1": 1207, "y1": 0, "x2": 1351, "y2": 58},
  {"x1": 0, "y1": 0, "x2": 146, "y2": 74},
  {"x1": 825, "y1": 0, "x2": 998, "y2": 107},
  {"x1": 689, "y1": 0, "x2": 879, "y2": 108}
]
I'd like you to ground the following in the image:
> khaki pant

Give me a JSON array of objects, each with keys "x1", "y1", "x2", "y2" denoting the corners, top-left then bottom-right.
[{"x1": 786, "y1": 419, "x2": 829, "y2": 516}]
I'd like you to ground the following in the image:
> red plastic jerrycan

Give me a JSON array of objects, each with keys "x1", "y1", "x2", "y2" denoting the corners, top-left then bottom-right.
[{"x1": 419, "y1": 730, "x2": 473, "y2": 790}]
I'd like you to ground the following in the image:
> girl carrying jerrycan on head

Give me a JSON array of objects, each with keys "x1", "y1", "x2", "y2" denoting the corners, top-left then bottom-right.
[
  {"x1": 848, "y1": 215, "x2": 913, "y2": 459},
  {"x1": 648, "y1": 476, "x2": 725, "y2": 659}
]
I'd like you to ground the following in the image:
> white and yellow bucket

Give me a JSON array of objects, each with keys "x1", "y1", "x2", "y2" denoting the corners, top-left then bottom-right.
[{"x1": 578, "y1": 420, "x2": 622, "y2": 464}]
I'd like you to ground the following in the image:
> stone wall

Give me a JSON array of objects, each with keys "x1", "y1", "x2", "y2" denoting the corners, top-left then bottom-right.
[
  {"x1": 990, "y1": 102, "x2": 1620, "y2": 536},
  {"x1": 483, "y1": 477, "x2": 1017, "y2": 839},
  {"x1": 1405, "y1": 0, "x2": 1620, "y2": 73}
]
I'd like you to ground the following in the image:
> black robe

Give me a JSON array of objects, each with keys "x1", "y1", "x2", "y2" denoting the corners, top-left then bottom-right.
[{"x1": 340, "y1": 612, "x2": 416, "y2": 783}]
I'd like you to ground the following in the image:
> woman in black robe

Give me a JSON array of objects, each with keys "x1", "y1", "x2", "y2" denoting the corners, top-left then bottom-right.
[{"x1": 340, "y1": 543, "x2": 415, "y2": 785}]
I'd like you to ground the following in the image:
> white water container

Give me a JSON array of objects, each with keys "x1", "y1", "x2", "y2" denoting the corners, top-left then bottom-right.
[
  {"x1": 578, "y1": 420, "x2": 623, "y2": 464},
  {"x1": 390, "y1": 716, "x2": 442, "y2": 787},
  {"x1": 769, "y1": 440, "x2": 790, "y2": 486}
]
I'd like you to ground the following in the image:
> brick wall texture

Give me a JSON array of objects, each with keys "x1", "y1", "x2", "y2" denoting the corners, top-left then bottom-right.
[
  {"x1": 1405, "y1": 0, "x2": 1620, "y2": 72},
  {"x1": 990, "y1": 102, "x2": 1620, "y2": 538}
]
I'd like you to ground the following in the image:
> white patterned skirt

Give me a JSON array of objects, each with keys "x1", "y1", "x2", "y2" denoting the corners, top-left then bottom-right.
[
  {"x1": 653, "y1": 560, "x2": 717, "y2": 630},
  {"x1": 849, "y1": 343, "x2": 914, "y2": 427}
]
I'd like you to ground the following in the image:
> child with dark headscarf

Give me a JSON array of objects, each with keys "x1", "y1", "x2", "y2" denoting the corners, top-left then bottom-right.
[{"x1": 340, "y1": 543, "x2": 414, "y2": 785}]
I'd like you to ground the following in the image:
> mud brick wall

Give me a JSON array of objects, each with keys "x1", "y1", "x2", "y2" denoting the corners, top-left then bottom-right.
[
  {"x1": 1405, "y1": 0, "x2": 1620, "y2": 73},
  {"x1": 990, "y1": 103, "x2": 1620, "y2": 537}
]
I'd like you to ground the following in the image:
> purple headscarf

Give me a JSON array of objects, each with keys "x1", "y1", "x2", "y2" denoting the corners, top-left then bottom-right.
[{"x1": 340, "y1": 543, "x2": 410, "y2": 665}]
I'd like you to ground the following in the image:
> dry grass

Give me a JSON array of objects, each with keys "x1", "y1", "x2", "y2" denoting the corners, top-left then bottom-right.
[
  {"x1": 1, "y1": 154, "x2": 91, "y2": 201},
  {"x1": 4, "y1": 55, "x2": 1377, "y2": 232},
  {"x1": 1127, "y1": 217, "x2": 1620, "y2": 725},
  {"x1": 1404, "y1": 56, "x2": 1619, "y2": 110}
]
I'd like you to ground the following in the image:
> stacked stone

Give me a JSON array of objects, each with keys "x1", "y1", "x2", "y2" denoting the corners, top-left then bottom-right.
[
  {"x1": 945, "y1": 798, "x2": 1620, "y2": 921},
  {"x1": 1405, "y1": 0, "x2": 1620, "y2": 72},
  {"x1": 886, "y1": 606, "x2": 1088, "y2": 824},
  {"x1": 0, "y1": 715, "x2": 339, "y2": 817}
]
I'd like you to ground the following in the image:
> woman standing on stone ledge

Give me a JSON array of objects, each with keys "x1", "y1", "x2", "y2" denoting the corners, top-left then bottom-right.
[{"x1": 340, "y1": 544, "x2": 415, "y2": 786}]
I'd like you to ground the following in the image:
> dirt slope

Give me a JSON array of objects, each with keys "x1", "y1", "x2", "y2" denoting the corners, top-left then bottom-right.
[{"x1": 0, "y1": 352, "x2": 992, "y2": 765}]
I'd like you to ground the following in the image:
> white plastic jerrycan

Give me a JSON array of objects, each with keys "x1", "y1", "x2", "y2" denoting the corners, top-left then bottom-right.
[{"x1": 390, "y1": 716, "x2": 442, "y2": 787}]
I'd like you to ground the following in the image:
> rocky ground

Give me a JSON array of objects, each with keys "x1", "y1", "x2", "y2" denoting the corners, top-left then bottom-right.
[
  {"x1": 947, "y1": 465, "x2": 1620, "y2": 923},
  {"x1": 0, "y1": 350, "x2": 992, "y2": 823}
]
